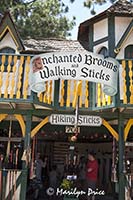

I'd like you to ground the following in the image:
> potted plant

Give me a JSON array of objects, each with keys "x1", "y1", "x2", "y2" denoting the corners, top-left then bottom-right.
[{"x1": 60, "y1": 178, "x2": 79, "y2": 200}]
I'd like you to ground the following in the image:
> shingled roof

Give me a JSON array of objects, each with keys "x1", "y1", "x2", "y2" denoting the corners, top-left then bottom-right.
[
  {"x1": 23, "y1": 38, "x2": 85, "y2": 54},
  {"x1": 78, "y1": 0, "x2": 133, "y2": 44},
  {"x1": 20, "y1": 1, "x2": 133, "y2": 54},
  {"x1": 108, "y1": 0, "x2": 133, "y2": 15},
  {"x1": 79, "y1": 0, "x2": 133, "y2": 27}
]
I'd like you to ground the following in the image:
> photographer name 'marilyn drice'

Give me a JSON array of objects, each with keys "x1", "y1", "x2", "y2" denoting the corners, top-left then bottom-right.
[{"x1": 55, "y1": 187, "x2": 105, "y2": 198}]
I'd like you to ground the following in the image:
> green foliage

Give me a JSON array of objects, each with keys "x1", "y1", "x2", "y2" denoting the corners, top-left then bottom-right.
[
  {"x1": 60, "y1": 178, "x2": 73, "y2": 189},
  {"x1": 0, "y1": 0, "x2": 132, "y2": 39},
  {"x1": 0, "y1": 0, "x2": 75, "y2": 39},
  {"x1": 83, "y1": 0, "x2": 115, "y2": 10},
  {"x1": 83, "y1": 0, "x2": 133, "y2": 14},
  {"x1": 71, "y1": 0, "x2": 133, "y2": 15}
]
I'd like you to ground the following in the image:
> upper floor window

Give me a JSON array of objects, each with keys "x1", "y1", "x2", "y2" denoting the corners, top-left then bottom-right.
[
  {"x1": 98, "y1": 47, "x2": 108, "y2": 58},
  {"x1": 0, "y1": 47, "x2": 15, "y2": 54},
  {"x1": 125, "y1": 45, "x2": 133, "y2": 59}
]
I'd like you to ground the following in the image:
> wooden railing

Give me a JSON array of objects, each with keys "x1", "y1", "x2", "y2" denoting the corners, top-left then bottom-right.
[
  {"x1": 0, "y1": 54, "x2": 133, "y2": 110},
  {"x1": 38, "y1": 59, "x2": 133, "y2": 110},
  {"x1": 0, "y1": 54, "x2": 31, "y2": 100},
  {"x1": 120, "y1": 60, "x2": 133, "y2": 105}
]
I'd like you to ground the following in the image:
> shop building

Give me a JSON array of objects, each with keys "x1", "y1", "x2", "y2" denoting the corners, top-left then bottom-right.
[{"x1": 0, "y1": 1, "x2": 133, "y2": 199}]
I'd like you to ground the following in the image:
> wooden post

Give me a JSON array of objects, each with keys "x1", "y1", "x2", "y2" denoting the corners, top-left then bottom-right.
[
  {"x1": 118, "y1": 115, "x2": 125, "y2": 200},
  {"x1": 20, "y1": 114, "x2": 32, "y2": 200}
]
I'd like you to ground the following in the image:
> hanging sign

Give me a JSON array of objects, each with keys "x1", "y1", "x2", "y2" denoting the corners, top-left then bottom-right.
[
  {"x1": 125, "y1": 142, "x2": 133, "y2": 147},
  {"x1": 49, "y1": 114, "x2": 102, "y2": 126},
  {"x1": 30, "y1": 51, "x2": 119, "y2": 96}
]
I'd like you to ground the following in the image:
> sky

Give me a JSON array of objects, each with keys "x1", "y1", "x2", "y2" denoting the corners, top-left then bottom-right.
[{"x1": 63, "y1": 0, "x2": 112, "y2": 40}]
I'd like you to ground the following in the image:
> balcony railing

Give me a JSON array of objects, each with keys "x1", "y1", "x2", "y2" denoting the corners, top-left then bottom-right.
[
  {"x1": 0, "y1": 53, "x2": 132, "y2": 110},
  {"x1": 119, "y1": 60, "x2": 133, "y2": 105},
  {"x1": 0, "y1": 54, "x2": 31, "y2": 100}
]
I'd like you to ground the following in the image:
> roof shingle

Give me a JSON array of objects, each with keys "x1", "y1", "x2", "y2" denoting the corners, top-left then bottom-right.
[
  {"x1": 108, "y1": 0, "x2": 133, "y2": 14},
  {"x1": 23, "y1": 38, "x2": 85, "y2": 53}
]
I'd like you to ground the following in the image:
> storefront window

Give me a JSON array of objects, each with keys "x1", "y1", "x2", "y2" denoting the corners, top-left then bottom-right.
[{"x1": 0, "y1": 47, "x2": 15, "y2": 54}]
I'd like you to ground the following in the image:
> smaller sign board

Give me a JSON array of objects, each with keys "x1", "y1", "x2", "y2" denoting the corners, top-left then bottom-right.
[
  {"x1": 49, "y1": 114, "x2": 102, "y2": 126},
  {"x1": 125, "y1": 142, "x2": 133, "y2": 147}
]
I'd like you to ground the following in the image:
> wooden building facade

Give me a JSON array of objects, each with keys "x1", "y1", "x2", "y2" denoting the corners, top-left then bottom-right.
[{"x1": 0, "y1": 1, "x2": 133, "y2": 199}]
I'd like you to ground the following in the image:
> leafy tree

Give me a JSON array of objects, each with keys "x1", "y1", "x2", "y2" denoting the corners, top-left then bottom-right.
[
  {"x1": 0, "y1": 0, "x2": 132, "y2": 39},
  {"x1": 0, "y1": 0, "x2": 76, "y2": 39},
  {"x1": 83, "y1": 0, "x2": 116, "y2": 15},
  {"x1": 70, "y1": 0, "x2": 133, "y2": 15}
]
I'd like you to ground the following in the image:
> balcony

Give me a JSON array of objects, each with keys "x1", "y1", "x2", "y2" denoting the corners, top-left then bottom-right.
[{"x1": 0, "y1": 53, "x2": 132, "y2": 112}]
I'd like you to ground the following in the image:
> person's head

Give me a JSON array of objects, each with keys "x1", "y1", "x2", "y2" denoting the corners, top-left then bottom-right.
[
  {"x1": 36, "y1": 152, "x2": 41, "y2": 159},
  {"x1": 0, "y1": 154, "x2": 4, "y2": 161},
  {"x1": 88, "y1": 152, "x2": 95, "y2": 161}
]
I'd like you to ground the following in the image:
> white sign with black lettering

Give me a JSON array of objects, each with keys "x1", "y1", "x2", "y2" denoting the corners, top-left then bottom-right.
[
  {"x1": 49, "y1": 114, "x2": 102, "y2": 126},
  {"x1": 125, "y1": 142, "x2": 133, "y2": 147},
  {"x1": 30, "y1": 51, "x2": 119, "y2": 96}
]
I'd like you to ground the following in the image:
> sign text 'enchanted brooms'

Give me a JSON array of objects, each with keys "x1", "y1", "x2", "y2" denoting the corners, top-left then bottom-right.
[{"x1": 30, "y1": 51, "x2": 119, "y2": 96}]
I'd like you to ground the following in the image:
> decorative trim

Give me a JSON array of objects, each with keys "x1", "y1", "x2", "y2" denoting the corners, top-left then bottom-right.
[
  {"x1": 108, "y1": 15, "x2": 115, "y2": 57},
  {"x1": 0, "y1": 114, "x2": 25, "y2": 137},
  {"x1": 14, "y1": 114, "x2": 26, "y2": 137},
  {"x1": 93, "y1": 36, "x2": 108, "y2": 46},
  {"x1": 0, "y1": 114, "x2": 8, "y2": 122},
  {"x1": 31, "y1": 116, "x2": 49, "y2": 138},
  {"x1": 124, "y1": 119, "x2": 133, "y2": 141},
  {"x1": 0, "y1": 26, "x2": 19, "y2": 48},
  {"x1": 88, "y1": 24, "x2": 93, "y2": 51},
  {"x1": 102, "y1": 119, "x2": 118, "y2": 141},
  {"x1": 114, "y1": 19, "x2": 133, "y2": 54},
  {"x1": 0, "y1": 12, "x2": 24, "y2": 52}
]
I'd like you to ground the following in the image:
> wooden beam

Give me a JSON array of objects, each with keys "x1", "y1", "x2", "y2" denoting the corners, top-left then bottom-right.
[
  {"x1": 0, "y1": 114, "x2": 8, "y2": 122},
  {"x1": 0, "y1": 137, "x2": 22, "y2": 142},
  {"x1": 124, "y1": 118, "x2": 133, "y2": 141},
  {"x1": 102, "y1": 119, "x2": 119, "y2": 140},
  {"x1": 119, "y1": 107, "x2": 125, "y2": 113},
  {"x1": 14, "y1": 114, "x2": 26, "y2": 137},
  {"x1": 31, "y1": 116, "x2": 49, "y2": 138}
]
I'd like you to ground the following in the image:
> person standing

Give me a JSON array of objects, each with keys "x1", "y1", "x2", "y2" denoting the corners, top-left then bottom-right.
[
  {"x1": 35, "y1": 153, "x2": 46, "y2": 181},
  {"x1": 0, "y1": 154, "x2": 4, "y2": 169},
  {"x1": 49, "y1": 165, "x2": 58, "y2": 189},
  {"x1": 86, "y1": 152, "x2": 99, "y2": 200},
  {"x1": 32, "y1": 153, "x2": 46, "y2": 199}
]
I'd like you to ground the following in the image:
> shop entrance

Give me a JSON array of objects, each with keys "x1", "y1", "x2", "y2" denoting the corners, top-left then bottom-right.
[{"x1": 30, "y1": 122, "x2": 119, "y2": 199}]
